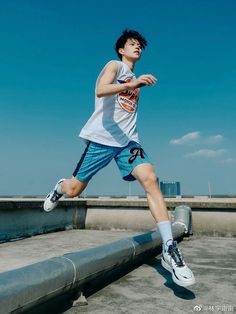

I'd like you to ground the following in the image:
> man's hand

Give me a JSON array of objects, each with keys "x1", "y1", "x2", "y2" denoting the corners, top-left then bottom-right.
[{"x1": 126, "y1": 74, "x2": 157, "y2": 89}]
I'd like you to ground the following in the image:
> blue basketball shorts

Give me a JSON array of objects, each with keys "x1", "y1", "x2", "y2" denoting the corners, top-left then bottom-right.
[{"x1": 72, "y1": 141, "x2": 151, "y2": 182}]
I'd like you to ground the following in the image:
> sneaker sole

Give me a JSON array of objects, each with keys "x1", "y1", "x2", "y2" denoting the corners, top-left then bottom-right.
[{"x1": 161, "y1": 258, "x2": 195, "y2": 287}]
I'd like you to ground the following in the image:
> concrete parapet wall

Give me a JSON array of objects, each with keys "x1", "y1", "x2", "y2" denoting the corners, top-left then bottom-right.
[
  {"x1": 85, "y1": 198, "x2": 236, "y2": 236},
  {"x1": 85, "y1": 208, "x2": 157, "y2": 231},
  {"x1": 85, "y1": 208, "x2": 236, "y2": 236},
  {"x1": 0, "y1": 198, "x2": 235, "y2": 242},
  {"x1": 85, "y1": 197, "x2": 236, "y2": 210},
  {"x1": 192, "y1": 211, "x2": 236, "y2": 237},
  {"x1": 0, "y1": 199, "x2": 87, "y2": 242}
]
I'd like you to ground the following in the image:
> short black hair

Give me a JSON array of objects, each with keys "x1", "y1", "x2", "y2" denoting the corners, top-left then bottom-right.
[{"x1": 115, "y1": 29, "x2": 147, "y2": 60}]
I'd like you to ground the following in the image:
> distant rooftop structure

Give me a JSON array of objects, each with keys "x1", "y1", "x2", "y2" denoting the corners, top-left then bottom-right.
[{"x1": 160, "y1": 181, "x2": 181, "y2": 197}]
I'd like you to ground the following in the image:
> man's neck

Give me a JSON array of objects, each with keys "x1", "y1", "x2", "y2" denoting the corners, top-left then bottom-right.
[{"x1": 122, "y1": 58, "x2": 136, "y2": 71}]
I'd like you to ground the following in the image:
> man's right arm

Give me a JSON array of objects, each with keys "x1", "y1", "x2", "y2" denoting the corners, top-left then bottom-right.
[
  {"x1": 96, "y1": 61, "x2": 157, "y2": 98},
  {"x1": 96, "y1": 61, "x2": 130, "y2": 97}
]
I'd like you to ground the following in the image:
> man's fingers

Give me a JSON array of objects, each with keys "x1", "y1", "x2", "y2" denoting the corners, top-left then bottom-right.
[
  {"x1": 139, "y1": 77, "x2": 157, "y2": 86},
  {"x1": 139, "y1": 74, "x2": 157, "y2": 86},
  {"x1": 140, "y1": 74, "x2": 157, "y2": 80}
]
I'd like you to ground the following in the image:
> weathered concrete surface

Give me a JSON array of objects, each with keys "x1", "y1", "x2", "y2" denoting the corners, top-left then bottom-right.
[
  {"x1": 0, "y1": 230, "x2": 138, "y2": 273},
  {"x1": 0, "y1": 231, "x2": 235, "y2": 314}
]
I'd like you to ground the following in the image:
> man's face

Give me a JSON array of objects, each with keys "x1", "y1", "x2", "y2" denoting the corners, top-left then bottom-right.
[{"x1": 119, "y1": 38, "x2": 142, "y2": 61}]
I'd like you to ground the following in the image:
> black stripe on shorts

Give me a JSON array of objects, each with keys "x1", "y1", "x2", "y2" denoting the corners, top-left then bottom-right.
[{"x1": 72, "y1": 142, "x2": 91, "y2": 178}]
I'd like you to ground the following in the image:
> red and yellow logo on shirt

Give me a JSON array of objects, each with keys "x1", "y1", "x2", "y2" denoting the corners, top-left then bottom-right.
[{"x1": 117, "y1": 79, "x2": 139, "y2": 113}]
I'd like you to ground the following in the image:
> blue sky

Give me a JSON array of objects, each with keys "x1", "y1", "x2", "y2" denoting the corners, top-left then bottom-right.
[{"x1": 0, "y1": 0, "x2": 236, "y2": 196}]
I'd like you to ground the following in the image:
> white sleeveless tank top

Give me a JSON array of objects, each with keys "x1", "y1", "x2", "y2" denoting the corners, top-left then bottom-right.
[{"x1": 79, "y1": 60, "x2": 140, "y2": 147}]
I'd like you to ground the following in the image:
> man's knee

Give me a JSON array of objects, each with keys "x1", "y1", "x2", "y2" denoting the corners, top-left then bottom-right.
[
  {"x1": 141, "y1": 171, "x2": 158, "y2": 188},
  {"x1": 65, "y1": 188, "x2": 78, "y2": 198},
  {"x1": 62, "y1": 178, "x2": 87, "y2": 198}
]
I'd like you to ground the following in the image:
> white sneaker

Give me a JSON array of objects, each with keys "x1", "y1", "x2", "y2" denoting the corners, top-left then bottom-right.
[
  {"x1": 43, "y1": 179, "x2": 65, "y2": 212},
  {"x1": 161, "y1": 241, "x2": 195, "y2": 287}
]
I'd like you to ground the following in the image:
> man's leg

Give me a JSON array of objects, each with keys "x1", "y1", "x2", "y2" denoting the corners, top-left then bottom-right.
[
  {"x1": 131, "y1": 163, "x2": 195, "y2": 287},
  {"x1": 61, "y1": 176, "x2": 88, "y2": 198},
  {"x1": 131, "y1": 163, "x2": 169, "y2": 222},
  {"x1": 131, "y1": 163, "x2": 173, "y2": 249}
]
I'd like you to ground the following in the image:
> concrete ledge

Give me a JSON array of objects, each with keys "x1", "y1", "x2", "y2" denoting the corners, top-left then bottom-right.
[
  {"x1": 85, "y1": 197, "x2": 236, "y2": 210},
  {"x1": 1, "y1": 197, "x2": 236, "y2": 210}
]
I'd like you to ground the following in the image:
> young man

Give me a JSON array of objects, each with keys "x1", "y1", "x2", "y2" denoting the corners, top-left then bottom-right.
[{"x1": 44, "y1": 29, "x2": 195, "y2": 287}]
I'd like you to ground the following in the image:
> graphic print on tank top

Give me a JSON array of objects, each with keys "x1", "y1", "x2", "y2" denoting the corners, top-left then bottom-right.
[{"x1": 117, "y1": 79, "x2": 140, "y2": 113}]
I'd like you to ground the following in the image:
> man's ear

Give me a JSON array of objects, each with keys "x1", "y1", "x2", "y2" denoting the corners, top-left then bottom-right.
[{"x1": 118, "y1": 47, "x2": 124, "y2": 56}]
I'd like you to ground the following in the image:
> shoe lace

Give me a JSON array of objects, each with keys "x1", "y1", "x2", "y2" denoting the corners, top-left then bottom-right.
[
  {"x1": 51, "y1": 191, "x2": 62, "y2": 203},
  {"x1": 168, "y1": 242, "x2": 185, "y2": 267}
]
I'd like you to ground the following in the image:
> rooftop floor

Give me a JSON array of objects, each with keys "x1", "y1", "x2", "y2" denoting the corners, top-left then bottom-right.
[{"x1": 1, "y1": 230, "x2": 235, "y2": 314}]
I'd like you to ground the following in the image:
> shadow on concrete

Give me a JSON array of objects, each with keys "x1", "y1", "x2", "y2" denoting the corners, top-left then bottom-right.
[
  {"x1": 23, "y1": 292, "x2": 75, "y2": 314},
  {"x1": 145, "y1": 257, "x2": 196, "y2": 300}
]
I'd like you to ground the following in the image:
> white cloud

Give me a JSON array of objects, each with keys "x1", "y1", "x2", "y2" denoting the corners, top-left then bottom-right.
[
  {"x1": 206, "y1": 134, "x2": 224, "y2": 144},
  {"x1": 170, "y1": 132, "x2": 225, "y2": 146},
  {"x1": 222, "y1": 158, "x2": 236, "y2": 164},
  {"x1": 185, "y1": 149, "x2": 227, "y2": 158},
  {"x1": 170, "y1": 131, "x2": 200, "y2": 145}
]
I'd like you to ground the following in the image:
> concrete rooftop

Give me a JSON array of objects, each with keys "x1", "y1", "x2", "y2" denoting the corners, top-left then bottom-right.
[{"x1": 1, "y1": 230, "x2": 235, "y2": 314}]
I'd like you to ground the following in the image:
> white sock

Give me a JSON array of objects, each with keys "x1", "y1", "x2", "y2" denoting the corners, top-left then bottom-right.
[
  {"x1": 157, "y1": 220, "x2": 173, "y2": 252},
  {"x1": 56, "y1": 183, "x2": 64, "y2": 195}
]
